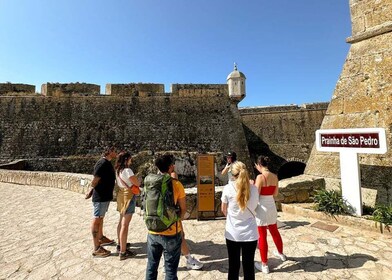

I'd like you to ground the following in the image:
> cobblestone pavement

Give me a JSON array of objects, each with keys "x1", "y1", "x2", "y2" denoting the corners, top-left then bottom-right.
[{"x1": 0, "y1": 182, "x2": 391, "y2": 280}]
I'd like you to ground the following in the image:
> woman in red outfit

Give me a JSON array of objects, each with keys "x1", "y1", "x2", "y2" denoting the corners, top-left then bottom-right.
[{"x1": 254, "y1": 156, "x2": 286, "y2": 274}]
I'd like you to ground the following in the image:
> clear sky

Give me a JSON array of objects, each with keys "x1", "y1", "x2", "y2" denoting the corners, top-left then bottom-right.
[{"x1": 0, "y1": 0, "x2": 351, "y2": 107}]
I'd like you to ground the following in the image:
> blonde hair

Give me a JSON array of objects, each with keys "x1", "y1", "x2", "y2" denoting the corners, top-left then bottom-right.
[{"x1": 231, "y1": 161, "x2": 251, "y2": 211}]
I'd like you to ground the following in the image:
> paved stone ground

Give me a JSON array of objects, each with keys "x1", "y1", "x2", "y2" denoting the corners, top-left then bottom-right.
[{"x1": 0, "y1": 182, "x2": 391, "y2": 280}]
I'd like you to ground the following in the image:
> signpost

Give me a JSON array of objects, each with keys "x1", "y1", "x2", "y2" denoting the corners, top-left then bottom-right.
[
  {"x1": 197, "y1": 154, "x2": 215, "y2": 219},
  {"x1": 315, "y1": 128, "x2": 387, "y2": 216}
]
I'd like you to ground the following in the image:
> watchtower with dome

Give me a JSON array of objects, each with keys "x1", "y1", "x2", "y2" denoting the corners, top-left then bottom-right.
[{"x1": 226, "y1": 63, "x2": 246, "y2": 102}]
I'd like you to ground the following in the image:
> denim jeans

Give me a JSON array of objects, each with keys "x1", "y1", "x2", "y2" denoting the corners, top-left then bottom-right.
[{"x1": 145, "y1": 232, "x2": 182, "y2": 280}]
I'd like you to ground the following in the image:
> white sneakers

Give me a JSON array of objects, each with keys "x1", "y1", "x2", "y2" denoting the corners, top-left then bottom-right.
[
  {"x1": 273, "y1": 250, "x2": 287, "y2": 261},
  {"x1": 255, "y1": 251, "x2": 287, "y2": 274},
  {"x1": 186, "y1": 255, "x2": 204, "y2": 270},
  {"x1": 254, "y1": 261, "x2": 269, "y2": 274}
]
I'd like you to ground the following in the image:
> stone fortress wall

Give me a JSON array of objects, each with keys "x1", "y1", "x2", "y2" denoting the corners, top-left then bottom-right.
[
  {"x1": 240, "y1": 103, "x2": 328, "y2": 170},
  {"x1": 0, "y1": 1, "x2": 390, "y2": 207},
  {"x1": 0, "y1": 82, "x2": 252, "y2": 181},
  {"x1": 301, "y1": 0, "x2": 392, "y2": 205},
  {"x1": 0, "y1": 81, "x2": 326, "y2": 180}
]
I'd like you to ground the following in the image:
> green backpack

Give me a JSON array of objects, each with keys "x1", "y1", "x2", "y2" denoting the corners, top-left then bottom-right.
[{"x1": 143, "y1": 173, "x2": 180, "y2": 232}]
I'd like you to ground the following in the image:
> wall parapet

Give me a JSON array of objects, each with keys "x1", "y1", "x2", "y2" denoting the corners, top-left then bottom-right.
[
  {"x1": 0, "y1": 83, "x2": 36, "y2": 95},
  {"x1": 41, "y1": 83, "x2": 100, "y2": 96},
  {"x1": 105, "y1": 83, "x2": 165, "y2": 96},
  {"x1": 239, "y1": 102, "x2": 329, "y2": 114},
  {"x1": 347, "y1": 0, "x2": 392, "y2": 43},
  {"x1": 171, "y1": 84, "x2": 228, "y2": 97}
]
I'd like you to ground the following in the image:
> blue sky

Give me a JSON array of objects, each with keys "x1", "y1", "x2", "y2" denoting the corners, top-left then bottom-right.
[{"x1": 0, "y1": 0, "x2": 351, "y2": 107}]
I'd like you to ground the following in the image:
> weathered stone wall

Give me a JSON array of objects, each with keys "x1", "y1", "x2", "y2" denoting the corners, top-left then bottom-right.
[
  {"x1": 171, "y1": 84, "x2": 228, "y2": 97},
  {"x1": 41, "y1": 83, "x2": 100, "y2": 96},
  {"x1": 0, "y1": 93, "x2": 251, "y2": 175},
  {"x1": 105, "y1": 83, "x2": 165, "y2": 96},
  {"x1": 0, "y1": 83, "x2": 35, "y2": 95},
  {"x1": 303, "y1": 0, "x2": 392, "y2": 205},
  {"x1": 240, "y1": 103, "x2": 328, "y2": 171},
  {"x1": 347, "y1": 0, "x2": 392, "y2": 43}
]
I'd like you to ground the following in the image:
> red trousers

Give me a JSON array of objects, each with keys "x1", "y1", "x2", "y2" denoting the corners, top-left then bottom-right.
[{"x1": 257, "y1": 224, "x2": 283, "y2": 263}]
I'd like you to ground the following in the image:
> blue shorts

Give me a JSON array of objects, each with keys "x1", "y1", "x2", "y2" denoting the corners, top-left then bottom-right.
[
  {"x1": 93, "y1": 201, "x2": 110, "y2": 218},
  {"x1": 125, "y1": 197, "x2": 136, "y2": 215}
]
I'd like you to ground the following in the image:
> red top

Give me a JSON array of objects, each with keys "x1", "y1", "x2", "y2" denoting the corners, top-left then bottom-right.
[
  {"x1": 258, "y1": 174, "x2": 276, "y2": 196},
  {"x1": 260, "y1": 186, "x2": 276, "y2": 196}
]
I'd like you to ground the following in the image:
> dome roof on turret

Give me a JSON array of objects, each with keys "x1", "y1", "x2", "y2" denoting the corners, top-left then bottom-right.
[{"x1": 226, "y1": 63, "x2": 246, "y2": 80}]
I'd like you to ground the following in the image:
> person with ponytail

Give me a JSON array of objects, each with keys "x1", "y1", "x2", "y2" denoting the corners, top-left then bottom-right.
[
  {"x1": 254, "y1": 156, "x2": 286, "y2": 274},
  {"x1": 115, "y1": 151, "x2": 141, "y2": 260},
  {"x1": 221, "y1": 161, "x2": 259, "y2": 280}
]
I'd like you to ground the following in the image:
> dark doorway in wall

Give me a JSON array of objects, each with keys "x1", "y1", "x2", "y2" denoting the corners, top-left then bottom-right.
[{"x1": 278, "y1": 161, "x2": 306, "y2": 180}]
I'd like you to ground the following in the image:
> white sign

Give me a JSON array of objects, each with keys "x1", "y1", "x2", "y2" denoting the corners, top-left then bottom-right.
[{"x1": 315, "y1": 128, "x2": 387, "y2": 216}]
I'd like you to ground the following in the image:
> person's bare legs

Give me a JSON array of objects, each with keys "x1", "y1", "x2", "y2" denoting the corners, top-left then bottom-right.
[
  {"x1": 180, "y1": 225, "x2": 203, "y2": 269},
  {"x1": 91, "y1": 217, "x2": 103, "y2": 250},
  {"x1": 119, "y1": 214, "x2": 133, "y2": 252},
  {"x1": 117, "y1": 214, "x2": 122, "y2": 246},
  {"x1": 181, "y1": 230, "x2": 190, "y2": 255}
]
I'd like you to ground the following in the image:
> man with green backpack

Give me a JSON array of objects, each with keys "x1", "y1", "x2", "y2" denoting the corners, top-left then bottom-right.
[{"x1": 143, "y1": 154, "x2": 186, "y2": 280}]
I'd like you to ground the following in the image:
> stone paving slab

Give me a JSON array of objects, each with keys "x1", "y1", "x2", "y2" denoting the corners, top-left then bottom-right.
[{"x1": 1, "y1": 182, "x2": 391, "y2": 279}]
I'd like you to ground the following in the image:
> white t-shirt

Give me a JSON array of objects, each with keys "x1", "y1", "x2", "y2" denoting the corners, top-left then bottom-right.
[
  {"x1": 116, "y1": 168, "x2": 135, "y2": 189},
  {"x1": 221, "y1": 181, "x2": 259, "y2": 242}
]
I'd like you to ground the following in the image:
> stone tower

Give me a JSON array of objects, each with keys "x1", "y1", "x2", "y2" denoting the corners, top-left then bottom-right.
[
  {"x1": 303, "y1": 0, "x2": 392, "y2": 205},
  {"x1": 227, "y1": 63, "x2": 246, "y2": 102}
]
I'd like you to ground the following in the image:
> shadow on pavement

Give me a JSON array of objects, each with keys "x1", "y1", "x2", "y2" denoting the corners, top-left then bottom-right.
[
  {"x1": 129, "y1": 239, "x2": 229, "y2": 273},
  {"x1": 280, "y1": 221, "x2": 311, "y2": 229},
  {"x1": 272, "y1": 252, "x2": 377, "y2": 273},
  {"x1": 178, "y1": 239, "x2": 229, "y2": 273}
]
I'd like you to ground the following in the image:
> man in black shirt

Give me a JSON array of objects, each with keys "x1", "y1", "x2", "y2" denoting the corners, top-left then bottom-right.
[{"x1": 90, "y1": 146, "x2": 118, "y2": 257}]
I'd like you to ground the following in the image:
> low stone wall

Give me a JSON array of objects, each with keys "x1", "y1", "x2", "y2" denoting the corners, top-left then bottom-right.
[
  {"x1": 0, "y1": 169, "x2": 92, "y2": 194},
  {"x1": 276, "y1": 175, "x2": 326, "y2": 210},
  {"x1": 0, "y1": 169, "x2": 224, "y2": 219},
  {"x1": 0, "y1": 170, "x2": 326, "y2": 219}
]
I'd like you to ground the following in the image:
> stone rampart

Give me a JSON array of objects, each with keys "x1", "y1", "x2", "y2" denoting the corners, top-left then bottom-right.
[
  {"x1": 239, "y1": 103, "x2": 328, "y2": 170},
  {"x1": 0, "y1": 93, "x2": 251, "y2": 174},
  {"x1": 347, "y1": 0, "x2": 392, "y2": 44},
  {"x1": 171, "y1": 84, "x2": 228, "y2": 97},
  {"x1": 299, "y1": 0, "x2": 392, "y2": 206},
  {"x1": 41, "y1": 83, "x2": 100, "y2": 96},
  {"x1": 0, "y1": 83, "x2": 35, "y2": 95},
  {"x1": 105, "y1": 83, "x2": 165, "y2": 96}
]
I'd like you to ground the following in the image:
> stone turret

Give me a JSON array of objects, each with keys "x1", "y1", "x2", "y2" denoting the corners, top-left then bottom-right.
[{"x1": 227, "y1": 63, "x2": 246, "y2": 102}]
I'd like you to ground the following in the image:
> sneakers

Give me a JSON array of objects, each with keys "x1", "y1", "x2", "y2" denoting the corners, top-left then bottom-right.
[
  {"x1": 273, "y1": 250, "x2": 287, "y2": 261},
  {"x1": 186, "y1": 255, "x2": 204, "y2": 270},
  {"x1": 116, "y1": 242, "x2": 131, "y2": 254},
  {"x1": 255, "y1": 261, "x2": 269, "y2": 274},
  {"x1": 119, "y1": 249, "x2": 137, "y2": 260},
  {"x1": 99, "y1": 236, "x2": 116, "y2": 246},
  {"x1": 92, "y1": 246, "x2": 111, "y2": 258}
]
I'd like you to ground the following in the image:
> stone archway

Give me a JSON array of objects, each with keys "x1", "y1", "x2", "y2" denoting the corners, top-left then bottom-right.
[{"x1": 278, "y1": 161, "x2": 306, "y2": 181}]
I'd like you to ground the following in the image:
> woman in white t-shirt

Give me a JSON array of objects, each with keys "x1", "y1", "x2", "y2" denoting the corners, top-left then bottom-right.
[
  {"x1": 221, "y1": 161, "x2": 259, "y2": 280},
  {"x1": 115, "y1": 151, "x2": 141, "y2": 260}
]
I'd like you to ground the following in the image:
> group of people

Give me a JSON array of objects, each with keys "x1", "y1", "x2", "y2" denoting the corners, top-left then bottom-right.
[
  {"x1": 87, "y1": 147, "x2": 285, "y2": 280},
  {"x1": 87, "y1": 147, "x2": 203, "y2": 280},
  {"x1": 221, "y1": 152, "x2": 286, "y2": 279}
]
